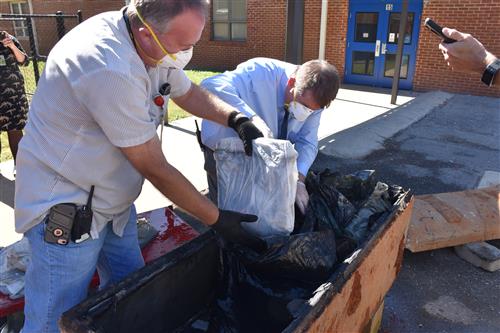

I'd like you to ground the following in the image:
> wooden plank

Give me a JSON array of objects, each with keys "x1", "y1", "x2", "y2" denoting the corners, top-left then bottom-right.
[
  {"x1": 306, "y1": 199, "x2": 413, "y2": 333},
  {"x1": 406, "y1": 185, "x2": 500, "y2": 252}
]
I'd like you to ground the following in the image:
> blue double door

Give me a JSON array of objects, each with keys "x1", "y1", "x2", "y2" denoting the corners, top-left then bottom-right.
[{"x1": 344, "y1": 0, "x2": 423, "y2": 89}]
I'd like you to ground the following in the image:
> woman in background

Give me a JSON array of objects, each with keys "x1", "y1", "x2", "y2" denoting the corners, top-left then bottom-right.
[{"x1": 0, "y1": 30, "x2": 29, "y2": 176}]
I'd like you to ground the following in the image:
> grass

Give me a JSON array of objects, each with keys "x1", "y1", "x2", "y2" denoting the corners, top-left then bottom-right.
[
  {"x1": 0, "y1": 131, "x2": 11, "y2": 163},
  {"x1": 19, "y1": 60, "x2": 45, "y2": 95},
  {"x1": 0, "y1": 69, "x2": 220, "y2": 163},
  {"x1": 166, "y1": 70, "x2": 220, "y2": 121}
]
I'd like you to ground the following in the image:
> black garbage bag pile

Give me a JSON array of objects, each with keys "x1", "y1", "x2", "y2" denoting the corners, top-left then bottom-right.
[
  {"x1": 206, "y1": 170, "x2": 405, "y2": 333},
  {"x1": 302, "y1": 169, "x2": 405, "y2": 245}
]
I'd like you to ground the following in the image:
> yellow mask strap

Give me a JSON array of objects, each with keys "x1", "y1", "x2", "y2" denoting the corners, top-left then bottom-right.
[
  {"x1": 134, "y1": 38, "x2": 164, "y2": 65},
  {"x1": 135, "y1": 8, "x2": 176, "y2": 61}
]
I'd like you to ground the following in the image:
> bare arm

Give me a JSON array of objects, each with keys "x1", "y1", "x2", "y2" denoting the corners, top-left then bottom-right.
[
  {"x1": 2, "y1": 34, "x2": 27, "y2": 64},
  {"x1": 173, "y1": 83, "x2": 234, "y2": 126},
  {"x1": 440, "y1": 28, "x2": 499, "y2": 86},
  {"x1": 121, "y1": 135, "x2": 219, "y2": 225}
]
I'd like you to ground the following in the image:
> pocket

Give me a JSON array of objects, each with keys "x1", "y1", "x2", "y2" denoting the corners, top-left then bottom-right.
[{"x1": 25, "y1": 217, "x2": 47, "y2": 240}]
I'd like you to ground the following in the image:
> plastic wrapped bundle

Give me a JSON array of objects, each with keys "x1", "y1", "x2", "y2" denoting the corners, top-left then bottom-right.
[
  {"x1": 0, "y1": 237, "x2": 30, "y2": 299},
  {"x1": 215, "y1": 137, "x2": 298, "y2": 237}
]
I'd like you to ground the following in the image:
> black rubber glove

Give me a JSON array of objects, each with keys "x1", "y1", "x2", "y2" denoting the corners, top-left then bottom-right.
[
  {"x1": 227, "y1": 111, "x2": 264, "y2": 156},
  {"x1": 212, "y1": 209, "x2": 267, "y2": 252}
]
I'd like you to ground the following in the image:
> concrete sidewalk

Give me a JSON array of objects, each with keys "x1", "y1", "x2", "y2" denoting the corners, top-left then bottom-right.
[{"x1": 0, "y1": 85, "x2": 423, "y2": 247}]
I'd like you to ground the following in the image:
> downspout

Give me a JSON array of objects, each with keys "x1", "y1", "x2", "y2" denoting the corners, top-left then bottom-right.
[
  {"x1": 285, "y1": 0, "x2": 304, "y2": 64},
  {"x1": 318, "y1": 0, "x2": 328, "y2": 60}
]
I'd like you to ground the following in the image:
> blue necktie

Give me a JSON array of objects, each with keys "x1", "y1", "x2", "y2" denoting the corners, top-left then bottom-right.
[{"x1": 279, "y1": 105, "x2": 289, "y2": 140}]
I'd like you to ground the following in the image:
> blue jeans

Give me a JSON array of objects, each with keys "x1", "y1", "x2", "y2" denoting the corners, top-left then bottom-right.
[{"x1": 21, "y1": 206, "x2": 145, "y2": 333}]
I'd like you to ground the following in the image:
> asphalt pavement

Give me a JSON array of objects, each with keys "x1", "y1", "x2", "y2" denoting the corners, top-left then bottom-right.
[{"x1": 313, "y1": 93, "x2": 500, "y2": 333}]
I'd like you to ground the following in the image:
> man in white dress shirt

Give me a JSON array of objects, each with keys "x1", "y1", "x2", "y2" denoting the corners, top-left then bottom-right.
[{"x1": 201, "y1": 57, "x2": 340, "y2": 214}]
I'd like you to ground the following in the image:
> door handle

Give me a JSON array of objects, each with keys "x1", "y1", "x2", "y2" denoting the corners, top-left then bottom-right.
[
  {"x1": 375, "y1": 40, "x2": 381, "y2": 57},
  {"x1": 382, "y1": 43, "x2": 387, "y2": 55}
]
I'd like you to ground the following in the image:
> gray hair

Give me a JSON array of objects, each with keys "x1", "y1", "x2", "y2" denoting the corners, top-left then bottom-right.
[
  {"x1": 129, "y1": 0, "x2": 209, "y2": 33},
  {"x1": 294, "y1": 60, "x2": 340, "y2": 108}
]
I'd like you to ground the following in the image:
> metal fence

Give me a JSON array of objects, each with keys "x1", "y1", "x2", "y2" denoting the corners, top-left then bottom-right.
[{"x1": 0, "y1": 11, "x2": 82, "y2": 98}]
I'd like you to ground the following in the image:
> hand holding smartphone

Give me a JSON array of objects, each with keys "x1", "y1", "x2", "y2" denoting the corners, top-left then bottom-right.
[{"x1": 424, "y1": 18, "x2": 456, "y2": 44}]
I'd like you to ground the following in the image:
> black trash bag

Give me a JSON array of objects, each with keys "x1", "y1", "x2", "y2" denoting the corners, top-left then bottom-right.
[
  {"x1": 300, "y1": 185, "x2": 356, "y2": 234},
  {"x1": 207, "y1": 170, "x2": 405, "y2": 333},
  {"x1": 297, "y1": 171, "x2": 364, "y2": 260},
  {"x1": 344, "y1": 182, "x2": 404, "y2": 243},
  {"x1": 387, "y1": 184, "x2": 405, "y2": 203},
  {"x1": 306, "y1": 169, "x2": 377, "y2": 205},
  {"x1": 209, "y1": 231, "x2": 337, "y2": 333},
  {"x1": 365, "y1": 184, "x2": 406, "y2": 234}
]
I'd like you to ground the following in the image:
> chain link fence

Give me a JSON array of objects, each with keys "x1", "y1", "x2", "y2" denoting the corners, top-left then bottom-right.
[{"x1": 0, "y1": 11, "x2": 82, "y2": 99}]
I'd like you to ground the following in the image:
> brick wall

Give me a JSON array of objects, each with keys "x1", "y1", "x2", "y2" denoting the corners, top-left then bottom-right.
[
  {"x1": 302, "y1": 0, "x2": 321, "y2": 62},
  {"x1": 2, "y1": 0, "x2": 498, "y2": 96},
  {"x1": 304, "y1": 0, "x2": 500, "y2": 97},
  {"x1": 31, "y1": 0, "x2": 124, "y2": 55},
  {"x1": 189, "y1": 0, "x2": 287, "y2": 71},
  {"x1": 322, "y1": 0, "x2": 349, "y2": 81},
  {"x1": 414, "y1": 0, "x2": 500, "y2": 97},
  {"x1": 0, "y1": 0, "x2": 123, "y2": 56},
  {"x1": 302, "y1": 0, "x2": 349, "y2": 81},
  {"x1": 192, "y1": 0, "x2": 349, "y2": 75},
  {"x1": 0, "y1": 1, "x2": 31, "y2": 52}
]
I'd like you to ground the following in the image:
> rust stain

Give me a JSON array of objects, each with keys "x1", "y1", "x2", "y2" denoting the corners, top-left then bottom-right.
[
  {"x1": 346, "y1": 271, "x2": 362, "y2": 316},
  {"x1": 424, "y1": 196, "x2": 463, "y2": 224},
  {"x1": 394, "y1": 235, "x2": 406, "y2": 276}
]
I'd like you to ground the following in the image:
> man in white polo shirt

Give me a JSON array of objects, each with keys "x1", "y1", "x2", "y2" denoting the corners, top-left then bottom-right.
[{"x1": 15, "y1": 1, "x2": 264, "y2": 331}]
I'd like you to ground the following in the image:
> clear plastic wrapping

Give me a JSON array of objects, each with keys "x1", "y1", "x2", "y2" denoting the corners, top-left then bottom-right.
[{"x1": 215, "y1": 137, "x2": 298, "y2": 237}]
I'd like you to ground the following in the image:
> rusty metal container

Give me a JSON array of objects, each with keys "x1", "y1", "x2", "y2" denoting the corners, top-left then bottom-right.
[{"x1": 60, "y1": 194, "x2": 413, "y2": 333}]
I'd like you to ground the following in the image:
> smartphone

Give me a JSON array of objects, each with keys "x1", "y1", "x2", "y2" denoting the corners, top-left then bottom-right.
[{"x1": 424, "y1": 18, "x2": 456, "y2": 43}]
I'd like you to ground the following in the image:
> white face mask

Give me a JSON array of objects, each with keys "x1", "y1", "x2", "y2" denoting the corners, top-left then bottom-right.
[
  {"x1": 289, "y1": 101, "x2": 313, "y2": 122},
  {"x1": 134, "y1": 7, "x2": 194, "y2": 69},
  {"x1": 160, "y1": 47, "x2": 193, "y2": 69}
]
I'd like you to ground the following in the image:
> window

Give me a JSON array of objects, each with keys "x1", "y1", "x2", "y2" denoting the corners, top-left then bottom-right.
[
  {"x1": 354, "y1": 12, "x2": 378, "y2": 43},
  {"x1": 10, "y1": 2, "x2": 29, "y2": 38},
  {"x1": 386, "y1": 12, "x2": 414, "y2": 44},
  {"x1": 352, "y1": 51, "x2": 375, "y2": 76},
  {"x1": 384, "y1": 54, "x2": 410, "y2": 79},
  {"x1": 212, "y1": 0, "x2": 247, "y2": 41}
]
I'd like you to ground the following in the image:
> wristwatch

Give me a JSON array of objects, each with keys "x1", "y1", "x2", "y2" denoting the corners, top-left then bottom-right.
[{"x1": 481, "y1": 58, "x2": 500, "y2": 87}]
